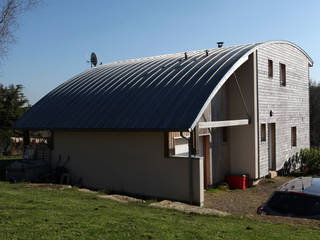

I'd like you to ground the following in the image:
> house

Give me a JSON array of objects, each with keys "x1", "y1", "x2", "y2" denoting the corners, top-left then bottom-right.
[{"x1": 14, "y1": 40, "x2": 313, "y2": 206}]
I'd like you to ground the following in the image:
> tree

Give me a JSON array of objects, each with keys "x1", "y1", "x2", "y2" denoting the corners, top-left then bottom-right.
[
  {"x1": 0, "y1": 84, "x2": 29, "y2": 155},
  {"x1": 0, "y1": 0, "x2": 38, "y2": 61},
  {"x1": 310, "y1": 81, "x2": 320, "y2": 148}
]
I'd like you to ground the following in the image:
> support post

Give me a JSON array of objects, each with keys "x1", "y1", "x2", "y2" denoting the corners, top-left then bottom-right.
[
  {"x1": 188, "y1": 138, "x2": 193, "y2": 204},
  {"x1": 190, "y1": 125, "x2": 200, "y2": 155}
]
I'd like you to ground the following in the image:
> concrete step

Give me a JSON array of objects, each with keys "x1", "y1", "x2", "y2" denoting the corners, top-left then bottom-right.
[{"x1": 269, "y1": 171, "x2": 277, "y2": 178}]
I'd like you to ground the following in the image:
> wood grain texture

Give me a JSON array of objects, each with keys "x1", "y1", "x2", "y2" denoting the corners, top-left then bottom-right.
[{"x1": 257, "y1": 43, "x2": 310, "y2": 176}]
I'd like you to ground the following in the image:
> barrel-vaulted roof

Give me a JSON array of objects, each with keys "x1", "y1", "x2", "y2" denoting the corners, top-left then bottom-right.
[{"x1": 14, "y1": 41, "x2": 313, "y2": 131}]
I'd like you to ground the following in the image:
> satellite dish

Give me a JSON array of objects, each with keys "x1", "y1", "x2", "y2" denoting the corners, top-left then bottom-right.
[{"x1": 90, "y1": 52, "x2": 98, "y2": 67}]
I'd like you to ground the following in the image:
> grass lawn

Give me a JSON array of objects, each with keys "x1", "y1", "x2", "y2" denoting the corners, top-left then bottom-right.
[
  {"x1": 0, "y1": 182, "x2": 320, "y2": 239},
  {"x1": 0, "y1": 156, "x2": 23, "y2": 161}
]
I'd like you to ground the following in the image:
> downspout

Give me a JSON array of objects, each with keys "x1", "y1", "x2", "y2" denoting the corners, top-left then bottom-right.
[{"x1": 180, "y1": 131, "x2": 193, "y2": 204}]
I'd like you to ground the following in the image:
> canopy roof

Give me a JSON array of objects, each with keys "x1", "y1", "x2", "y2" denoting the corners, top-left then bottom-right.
[{"x1": 14, "y1": 41, "x2": 312, "y2": 131}]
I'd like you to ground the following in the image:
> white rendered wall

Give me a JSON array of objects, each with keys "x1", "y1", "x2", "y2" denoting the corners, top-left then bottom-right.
[{"x1": 52, "y1": 131, "x2": 204, "y2": 206}]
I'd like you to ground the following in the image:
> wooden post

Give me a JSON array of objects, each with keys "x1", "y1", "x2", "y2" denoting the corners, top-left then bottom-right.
[
  {"x1": 190, "y1": 125, "x2": 200, "y2": 155},
  {"x1": 203, "y1": 135, "x2": 210, "y2": 189}
]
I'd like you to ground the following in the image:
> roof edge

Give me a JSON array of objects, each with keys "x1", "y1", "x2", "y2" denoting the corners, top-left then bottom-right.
[
  {"x1": 190, "y1": 40, "x2": 313, "y2": 130},
  {"x1": 12, "y1": 127, "x2": 190, "y2": 132},
  {"x1": 267, "y1": 40, "x2": 313, "y2": 66}
]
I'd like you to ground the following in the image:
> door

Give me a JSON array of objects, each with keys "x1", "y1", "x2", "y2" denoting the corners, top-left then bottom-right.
[
  {"x1": 202, "y1": 135, "x2": 211, "y2": 189},
  {"x1": 268, "y1": 123, "x2": 276, "y2": 170}
]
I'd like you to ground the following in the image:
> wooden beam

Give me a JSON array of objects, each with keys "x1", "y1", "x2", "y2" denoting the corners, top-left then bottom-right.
[{"x1": 198, "y1": 119, "x2": 249, "y2": 129}]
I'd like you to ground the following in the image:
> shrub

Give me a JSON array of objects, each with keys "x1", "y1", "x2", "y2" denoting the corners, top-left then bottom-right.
[{"x1": 299, "y1": 148, "x2": 320, "y2": 175}]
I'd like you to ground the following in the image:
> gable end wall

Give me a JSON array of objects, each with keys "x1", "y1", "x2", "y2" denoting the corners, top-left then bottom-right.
[{"x1": 257, "y1": 43, "x2": 310, "y2": 176}]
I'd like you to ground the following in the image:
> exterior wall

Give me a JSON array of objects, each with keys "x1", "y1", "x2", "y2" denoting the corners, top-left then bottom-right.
[
  {"x1": 227, "y1": 55, "x2": 256, "y2": 178},
  {"x1": 257, "y1": 43, "x2": 310, "y2": 176},
  {"x1": 211, "y1": 84, "x2": 230, "y2": 183},
  {"x1": 52, "y1": 131, "x2": 203, "y2": 206},
  {"x1": 210, "y1": 54, "x2": 256, "y2": 182}
]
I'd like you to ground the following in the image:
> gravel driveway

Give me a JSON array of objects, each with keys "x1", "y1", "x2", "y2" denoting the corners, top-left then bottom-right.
[{"x1": 204, "y1": 177, "x2": 320, "y2": 227}]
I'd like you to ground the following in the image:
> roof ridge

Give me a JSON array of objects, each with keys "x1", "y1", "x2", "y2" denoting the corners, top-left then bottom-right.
[{"x1": 98, "y1": 43, "x2": 254, "y2": 67}]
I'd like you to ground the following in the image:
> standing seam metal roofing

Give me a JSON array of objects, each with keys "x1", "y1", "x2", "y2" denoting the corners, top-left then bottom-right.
[{"x1": 14, "y1": 41, "x2": 313, "y2": 131}]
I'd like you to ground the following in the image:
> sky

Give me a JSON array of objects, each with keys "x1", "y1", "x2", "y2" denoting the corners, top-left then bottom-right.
[{"x1": 1, "y1": 0, "x2": 320, "y2": 104}]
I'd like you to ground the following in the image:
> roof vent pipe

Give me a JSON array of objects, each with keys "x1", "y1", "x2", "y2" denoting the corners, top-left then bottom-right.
[
  {"x1": 184, "y1": 52, "x2": 188, "y2": 60},
  {"x1": 205, "y1": 49, "x2": 209, "y2": 57},
  {"x1": 217, "y1": 42, "x2": 224, "y2": 48}
]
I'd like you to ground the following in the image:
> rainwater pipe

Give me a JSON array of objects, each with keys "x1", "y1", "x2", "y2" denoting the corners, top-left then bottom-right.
[{"x1": 180, "y1": 131, "x2": 193, "y2": 204}]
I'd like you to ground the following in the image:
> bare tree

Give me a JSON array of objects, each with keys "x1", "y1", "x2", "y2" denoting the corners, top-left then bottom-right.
[{"x1": 0, "y1": 0, "x2": 38, "y2": 61}]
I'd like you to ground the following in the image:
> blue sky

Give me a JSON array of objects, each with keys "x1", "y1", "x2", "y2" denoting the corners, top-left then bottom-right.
[{"x1": 1, "y1": 0, "x2": 320, "y2": 104}]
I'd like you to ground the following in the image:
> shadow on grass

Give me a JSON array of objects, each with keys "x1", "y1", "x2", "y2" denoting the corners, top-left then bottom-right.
[{"x1": 0, "y1": 156, "x2": 22, "y2": 181}]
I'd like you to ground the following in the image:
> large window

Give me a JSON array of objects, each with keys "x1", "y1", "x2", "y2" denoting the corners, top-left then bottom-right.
[
  {"x1": 291, "y1": 127, "x2": 297, "y2": 147},
  {"x1": 268, "y1": 59, "x2": 273, "y2": 78},
  {"x1": 280, "y1": 63, "x2": 286, "y2": 86}
]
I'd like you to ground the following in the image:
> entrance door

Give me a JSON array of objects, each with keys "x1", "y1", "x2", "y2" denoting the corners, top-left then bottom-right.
[
  {"x1": 202, "y1": 135, "x2": 211, "y2": 189},
  {"x1": 268, "y1": 123, "x2": 276, "y2": 170}
]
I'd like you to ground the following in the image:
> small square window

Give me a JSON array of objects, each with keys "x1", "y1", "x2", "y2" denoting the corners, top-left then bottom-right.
[
  {"x1": 280, "y1": 63, "x2": 286, "y2": 86},
  {"x1": 261, "y1": 124, "x2": 266, "y2": 142},
  {"x1": 268, "y1": 60, "x2": 273, "y2": 78},
  {"x1": 291, "y1": 127, "x2": 297, "y2": 147}
]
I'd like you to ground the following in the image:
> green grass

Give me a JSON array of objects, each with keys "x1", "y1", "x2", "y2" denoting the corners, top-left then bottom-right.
[
  {"x1": 0, "y1": 182, "x2": 320, "y2": 239},
  {"x1": 206, "y1": 187, "x2": 225, "y2": 194},
  {"x1": 265, "y1": 178, "x2": 277, "y2": 183},
  {"x1": 0, "y1": 155, "x2": 23, "y2": 161}
]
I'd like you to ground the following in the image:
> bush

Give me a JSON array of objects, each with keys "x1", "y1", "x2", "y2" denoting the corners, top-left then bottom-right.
[
  {"x1": 278, "y1": 152, "x2": 300, "y2": 176},
  {"x1": 299, "y1": 148, "x2": 320, "y2": 175},
  {"x1": 279, "y1": 148, "x2": 320, "y2": 176}
]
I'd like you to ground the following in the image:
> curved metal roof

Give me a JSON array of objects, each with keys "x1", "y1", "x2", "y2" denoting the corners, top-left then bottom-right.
[{"x1": 14, "y1": 40, "x2": 313, "y2": 131}]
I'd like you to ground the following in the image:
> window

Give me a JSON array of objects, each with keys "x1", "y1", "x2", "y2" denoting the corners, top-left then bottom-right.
[
  {"x1": 164, "y1": 132, "x2": 190, "y2": 157},
  {"x1": 280, "y1": 63, "x2": 286, "y2": 86},
  {"x1": 268, "y1": 59, "x2": 273, "y2": 78},
  {"x1": 222, "y1": 127, "x2": 228, "y2": 143},
  {"x1": 261, "y1": 124, "x2": 266, "y2": 142},
  {"x1": 291, "y1": 127, "x2": 297, "y2": 147}
]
